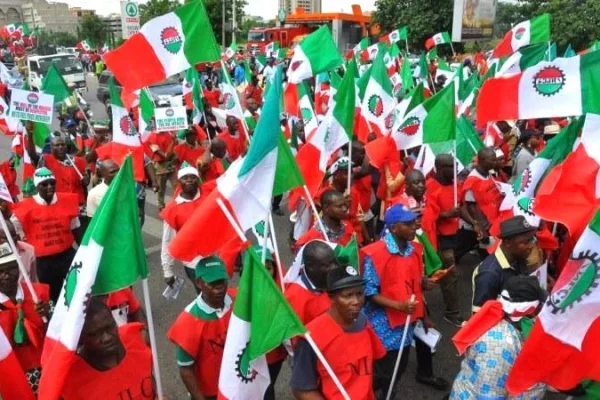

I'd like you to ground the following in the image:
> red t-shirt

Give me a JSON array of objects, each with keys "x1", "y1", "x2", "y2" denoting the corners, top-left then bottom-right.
[
  {"x1": 243, "y1": 85, "x2": 263, "y2": 107},
  {"x1": 174, "y1": 142, "x2": 205, "y2": 168},
  {"x1": 203, "y1": 89, "x2": 221, "y2": 109},
  {"x1": 147, "y1": 132, "x2": 174, "y2": 162},
  {"x1": 217, "y1": 130, "x2": 245, "y2": 162}
]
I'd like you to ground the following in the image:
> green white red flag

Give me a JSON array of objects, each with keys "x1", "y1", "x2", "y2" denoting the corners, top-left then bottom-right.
[
  {"x1": 104, "y1": 0, "x2": 220, "y2": 90},
  {"x1": 534, "y1": 114, "x2": 600, "y2": 239},
  {"x1": 393, "y1": 81, "x2": 456, "y2": 150},
  {"x1": 477, "y1": 51, "x2": 600, "y2": 128},
  {"x1": 425, "y1": 32, "x2": 451, "y2": 50},
  {"x1": 169, "y1": 67, "x2": 303, "y2": 262},
  {"x1": 293, "y1": 60, "x2": 355, "y2": 198},
  {"x1": 496, "y1": 43, "x2": 548, "y2": 77},
  {"x1": 39, "y1": 156, "x2": 148, "y2": 400},
  {"x1": 265, "y1": 41, "x2": 279, "y2": 58},
  {"x1": 492, "y1": 14, "x2": 551, "y2": 58},
  {"x1": 217, "y1": 248, "x2": 306, "y2": 399},
  {"x1": 76, "y1": 39, "x2": 92, "y2": 52},
  {"x1": 384, "y1": 27, "x2": 408, "y2": 45},
  {"x1": 506, "y1": 203, "x2": 600, "y2": 394},
  {"x1": 298, "y1": 82, "x2": 318, "y2": 140},
  {"x1": 361, "y1": 51, "x2": 395, "y2": 136},
  {"x1": 287, "y1": 26, "x2": 343, "y2": 84},
  {"x1": 219, "y1": 61, "x2": 246, "y2": 121},
  {"x1": 224, "y1": 40, "x2": 238, "y2": 61},
  {"x1": 0, "y1": 326, "x2": 35, "y2": 400}
]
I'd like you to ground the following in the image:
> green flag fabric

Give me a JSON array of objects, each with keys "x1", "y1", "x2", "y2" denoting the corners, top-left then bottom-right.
[
  {"x1": 41, "y1": 63, "x2": 72, "y2": 104},
  {"x1": 334, "y1": 236, "x2": 359, "y2": 272},
  {"x1": 90, "y1": 155, "x2": 149, "y2": 295},
  {"x1": 416, "y1": 230, "x2": 443, "y2": 276}
]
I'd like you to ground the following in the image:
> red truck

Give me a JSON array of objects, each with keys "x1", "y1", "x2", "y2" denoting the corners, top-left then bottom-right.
[{"x1": 247, "y1": 26, "x2": 315, "y2": 53}]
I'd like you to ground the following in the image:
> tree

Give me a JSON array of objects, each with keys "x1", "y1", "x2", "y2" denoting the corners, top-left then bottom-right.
[
  {"x1": 494, "y1": 0, "x2": 600, "y2": 51},
  {"x1": 372, "y1": 0, "x2": 454, "y2": 51},
  {"x1": 36, "y1": 30, "x2": 78, "y2": 55},
  {"x1": 187, "y1": 0, "x2": 247, "y2": 46},
  {"x1": 140, "y1": 0, "x2": 180, "y2": 25},
  {"x1": 79, "y1": 14, "x2": 108, "y2": 49}
]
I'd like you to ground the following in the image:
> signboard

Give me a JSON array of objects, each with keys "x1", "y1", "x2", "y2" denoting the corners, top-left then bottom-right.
[
  {"x1": 155, "y1": 106, "x2": 188, "y2": 132},
  {"x1": 121, "y1": 1, "x2": 141, "y2": 39},
  {"x1": 452, "y1": 0, "x2": 497, "y2": 41},
  {"x1": 9, "y1": 89, "x2": 54, "y2": 124}
]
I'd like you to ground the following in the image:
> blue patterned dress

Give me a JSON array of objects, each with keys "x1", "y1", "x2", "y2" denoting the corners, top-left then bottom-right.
[{"x1": 449, "y1": 320, "x2": 546, "y2": 400}]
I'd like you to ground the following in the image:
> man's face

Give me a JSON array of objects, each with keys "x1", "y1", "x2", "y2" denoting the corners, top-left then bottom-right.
[
  {"x1": 104, "y1": 164, "x2": 120, "y2": 183},
  {"x1": 179, "y1": 174, "x2": 199, "y2": 195},
  {"x1": 529, "y1": 135, "x2": 541, "y2": 148},
  {"x1": 406, "y1": 175, "x2": 425, "y2": 198},
  {"x1": 226, "y1": 117, "x2": 238, "y2": 132},
  {"x1": 324, "y1": 195, "x2": 349, "y2": 221},
  {"x1": 352, "y1": 146, "x2": 365, "y2": 166},
  {"x1": 211, "y1": 142, "x2": 227, "y2": 159},
  {"x1": 331, "y1": 286, "x2": 365, "y2": 322},
  {"x1": 80, "y1": 310, "x2": 120, "y2": 355},
  {"x1": 51, "y1": 138, "x2": 66, "y2": 159},
  {"x1": 305, "y1": 251, "x2": 338, "y2": 289},
  {"x1": 206, "y1": 81, "x2": 213, "y2": 90},
  {"x1": 390, "y1": 219, "x2": 418, "y2": 242},
  {"x1": 37, "y1": 179, "x2": 56, "y2": 201},
  {"x1": 332, "y1": 170, "x2": 348, "y2": 189},
  {"x1": 197, "y1": 278, "x2": 228, "y2": 308},
  {"x1": 247, "y1": 99, "x2": 258, "y2": 113},
  {"x1": 505, "y1": 233, "x2": 535, "y2": 262},
  {"x1": 185, "y1": 132, "x2": 197, "y2": 145},
  {"x1": 479, "y1": 153, "x2": 496, "y2": 172},
  {"x1": 0, "y1": 261, "x2": 19, "y2": 295},
  {"x1": 437, "y1": 159, "x2": 454, "y2": 181}
]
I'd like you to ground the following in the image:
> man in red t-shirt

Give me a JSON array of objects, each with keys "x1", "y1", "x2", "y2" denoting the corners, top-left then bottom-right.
[
  {"x1": 202, "y1": 81, "x2": 222, "y2": 109},
  {"x1": 243, "y1": 76, "x2": 263, "y2": 108},
  {"x1": 217, "y1": 116, "x2": 246, "y2": 163},
  {"x1": 198, "y1": 138, "x2": 228, "y2": 183},
  {"x1": 147, "y1": 131, "x2": 176, "y2": 210},
  {"x1": 174, "y1": 127, "x2": 207, "y2": 171}
]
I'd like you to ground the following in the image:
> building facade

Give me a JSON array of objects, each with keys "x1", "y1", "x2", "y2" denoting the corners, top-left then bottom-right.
[
  {"x1": 0, "y1": 0, "x2": 22, "y2": 26},
  {"x1": 278, "y1": 0, "x2": 321, "y2": 15},
  {"x1": 103, "y1": 13, "x2": 122, "y2": 37}
]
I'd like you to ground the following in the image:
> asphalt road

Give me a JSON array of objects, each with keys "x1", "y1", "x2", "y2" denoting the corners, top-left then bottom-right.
[{"x1": 3, "y1": 74, "x2": 567, "y2": 400}]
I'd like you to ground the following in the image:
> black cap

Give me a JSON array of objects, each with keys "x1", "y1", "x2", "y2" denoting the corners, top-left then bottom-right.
[
  {"x1": 326, "y1": 266, "x2": 365, "y2": 293},
  {"x1": 498, "y1": 216, "x2": 537, "y2": 239},
  {"x1": 501, "y1": 275, "x2": 546, "y2": 303}
]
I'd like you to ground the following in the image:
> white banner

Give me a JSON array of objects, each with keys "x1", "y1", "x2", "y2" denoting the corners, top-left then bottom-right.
[
  {"x1": 155, "y1": 106, "x2": 188, "y2": 132},
  {"x1": 9, "y1": 89, "x2": 54, "y2": 124},
  {"x1": 121, "y1": 1, "x2": 141, "y2": 39}
]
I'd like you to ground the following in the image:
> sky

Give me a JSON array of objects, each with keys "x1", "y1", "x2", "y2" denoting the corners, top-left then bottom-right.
[{"x1": 62, "y1": 0, "x2": 377, "y2": 19}]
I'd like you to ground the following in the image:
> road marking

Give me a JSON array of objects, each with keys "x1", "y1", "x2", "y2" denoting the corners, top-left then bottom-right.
[{"x1": 145, "y1": 243, "x2": 162, "y2": 256}]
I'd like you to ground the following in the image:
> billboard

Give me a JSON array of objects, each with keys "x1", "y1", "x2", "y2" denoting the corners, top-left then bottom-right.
[
  {"x1": 452, "y1": 0, "x2": 498, "y2": 41},
  {"x1": 121, "y1": 1, "x2": 141, "y2": 39}
]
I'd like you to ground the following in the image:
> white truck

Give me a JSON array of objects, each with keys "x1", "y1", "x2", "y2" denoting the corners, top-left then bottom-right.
[{"x1": 27, "y1": 54, "x2": 86, "y2": 91}]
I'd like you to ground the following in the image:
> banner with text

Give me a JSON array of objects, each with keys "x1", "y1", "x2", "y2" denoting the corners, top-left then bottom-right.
[
  {"x1": 155, "y1": 106, "x2": 188, "y2": 132},
  {"x1": 121, "y1": 1, "x2": 141, "y2": 39},
  {"x1": 9, "y1": 89, "x2": 54, "y2": 124}
]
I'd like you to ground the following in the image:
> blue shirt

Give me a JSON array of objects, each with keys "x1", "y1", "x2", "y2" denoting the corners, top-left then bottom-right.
[
  {"x1": 234, "y1": 65, "x2": 245, "y2": 85},
  {"x1": 363, "y1": 230, "x2": 416, "y2": 351}
]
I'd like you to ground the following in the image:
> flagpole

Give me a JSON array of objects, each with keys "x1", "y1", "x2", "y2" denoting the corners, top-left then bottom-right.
[
  {"x1": 141, "y1": 278, "x2": 164, "y2": 400},
  {"x1": 217, "y1": 198, "x2": 248, "y2": 242},
  {"x1": 385, "y1": 294, "x2": 415, "y2": 400},
  {"x1": 0, "y1": 214, "x2": 44, "y2": 319},
  {"x1": 405, "y1": 39, "x2": 409, "y2": 55},
  {"x1": 268, "y1": 213, "x2": 286, "y2": 293},
  {"x1": 302, "y1": 184, "x2": 330, "y2": 242},
  {"x1": 304, "y1": 332, "x2": 351, "y2": 400},
  {"x1": 261, "y1": 213, "x2": 270, "y2": 265},
  {"x1": 346, "y1": 141, "x2": 352, "y2": 194},
  {"x1": 453, "y1": 140, "x2": 458, "y2": 207},
  {"x1": 65, "y1": 154, "x2": 84, "y2": 180},
  {"x1": 450, "y1": 42, "x2": 456, "y2": 58}
]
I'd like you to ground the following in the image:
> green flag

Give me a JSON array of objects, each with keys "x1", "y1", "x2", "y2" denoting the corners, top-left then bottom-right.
[
  {"x1": 334, "y1": 236, "x2": 359, "y2": 272},
  {"x1": 273, "y1": 133, "x2": 305, "y2": 196},
  {"x1": 417, "y1": 231, "x2": 443, "y2": 276},
  {"x1": 400, "y1": 57, "x2": 414, "y2": 94},
  {"x1": 139, "y1": 89, "x2": 155, "y2": 134},
  {"x1": 564, "y1": 44, "x2": 576, "y2": 58},
  {"x1": 90, "y1": 155, "x2": 149, "y2": 295},
  {"x1": 41, "y1": 63, "x2": 72, "y2": 104},
  {"x1": 32, "y1": 122, "x2": 51, "y2": 149},
  {"x1": 418, "y1": 52, "x2": 428, "y2": 79}
]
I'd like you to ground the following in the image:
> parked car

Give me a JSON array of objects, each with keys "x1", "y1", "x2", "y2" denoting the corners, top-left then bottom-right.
[{"x1": 96, "y1": 70, "x2": 183, "y2": 115}]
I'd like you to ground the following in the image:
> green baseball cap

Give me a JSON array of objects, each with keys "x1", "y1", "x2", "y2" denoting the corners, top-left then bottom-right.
[{"x1": 195, "y1": 256, "x2": 228, "y2": 282}]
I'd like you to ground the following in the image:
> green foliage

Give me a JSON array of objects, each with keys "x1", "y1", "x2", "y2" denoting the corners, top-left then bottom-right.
[
  {"x1": 36, "y1": 30, "x2": 78, "y2": 55},
  {"x1": 198, "y1": 0, "x2": 248, "y2": 46},
  {"x1": 372, "y1": 0, "x2": 454, "y2": 51},
  {"x1": 79, "y1": 14, "x2": 108, "y2": 49},
  {"x1": 495, "y1": 0, "x2": 600, "y2": 51},
  {"x1": 140, "y1": 0, "x2": 180, "y2": 25}
]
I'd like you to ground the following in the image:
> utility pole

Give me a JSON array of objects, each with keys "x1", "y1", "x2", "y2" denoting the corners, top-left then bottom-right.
[
  {"x1": 221, "y1": 0, "x2": 225, "y2": 48},
  {"x1": 232, "y1": 0, "x2": 236, "y2": 44}
]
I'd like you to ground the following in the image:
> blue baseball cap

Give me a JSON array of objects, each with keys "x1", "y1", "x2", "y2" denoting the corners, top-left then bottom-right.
[{"x1": 384, "y1": 204, "x2": 418, "y2": 225}]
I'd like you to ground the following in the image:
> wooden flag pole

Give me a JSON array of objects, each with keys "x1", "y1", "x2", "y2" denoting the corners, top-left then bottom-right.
[
  {"x1": 346, "y1": 142, "x2": 353, "y2": 194},
  {"x1": 268, "y1": 213, "x2": 286, "y2": 293},
  {"x1": 141, "y1": 278, "x2": 164, "y2": 400},
  {"x1": 302, "y1": 185, "x2": 330, "y2": 242},
  {"x1": 385, "y1": 294, "x2": 416, "y2": 400},
  {"x1": 453, "y1": 140, "x2": 458, "y2": 207}
]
